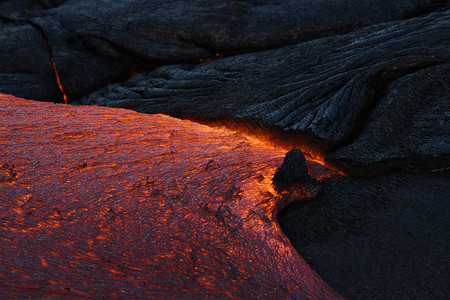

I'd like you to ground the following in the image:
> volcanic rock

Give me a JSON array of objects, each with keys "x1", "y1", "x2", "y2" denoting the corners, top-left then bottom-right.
[
  {"x1": 0, "y1": 0, "x2": 448, "y2": 101},
  {"x1": 0, "y1": 20, "x2": 63, "y2": 102},
  {"x1": 326, "y1": 63, "x2": 450, "y2": 175},
  {"x1": 81, "y1": 10, "x2": 450, "y2": 175},
  {"x1": 0, "y1": 0, "x2": 67, "y2": 18},
  {"x1": 0, "y1": 0, "x2": 449, "y2": 298},
  {"x1": 279, "y1": 170, "x2": 450, "y2": 299},
  {"x1": 273, "y1": 149, "x2": 314, "y2": 185}
]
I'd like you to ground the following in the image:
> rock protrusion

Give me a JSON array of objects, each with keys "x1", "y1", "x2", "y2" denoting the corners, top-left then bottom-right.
[{"x1": 273, "y1": 149, "x2": 314, "y2": 186}]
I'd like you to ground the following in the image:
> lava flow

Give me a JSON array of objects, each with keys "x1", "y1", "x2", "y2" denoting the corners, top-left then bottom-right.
[
  {"x1": 0, "y1": 93, "x2": 342, "y2": 298},
  {"x1": 51, "y1": 59, "x2": 68, "y2": 104}
]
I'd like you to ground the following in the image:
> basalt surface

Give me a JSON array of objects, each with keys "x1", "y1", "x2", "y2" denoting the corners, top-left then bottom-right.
[
  {"x1": 326, "y1": 63, "x2": 450, "y2": 174},
  {"x1": 0, "y1": 0, "x2": 448, "y2": 101},
  {"x1": 279, "y1": 170, "x2": 450, "y2": 299},
  {"x1": 81, "y1": 10, "x2": 450, "y2": 175}
]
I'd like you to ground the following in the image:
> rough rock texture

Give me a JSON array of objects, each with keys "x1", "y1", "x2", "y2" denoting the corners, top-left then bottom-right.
[
  {"x1": 37, "y1": 0, "x2": 449, "y2": 58},
  {"x1": 81, "y1": 10, "x2": 450, "y2": 174},
  {"x1": 0, "y1": 94, "x2": 341, "y2": 299},
  {"x1": 0, "y1": 21, "x2": 63, "y2": 102},
  {"x1": 273, "y1": 149, "x2": 313, "y2": 185},
  {"x1": 279, "y1": 170, "x2": 450, "y2": 299},
  {"x1": 0, "y1": 0, "x2": 68, "y2": 18},
  {"x1": 326, "y1": 63, "x2": 450, "y2": 174},
  {"x1": 0, "y1": 0, "x2": 448, "y2": 101}
]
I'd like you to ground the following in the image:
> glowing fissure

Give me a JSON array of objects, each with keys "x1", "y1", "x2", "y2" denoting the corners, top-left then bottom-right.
[
  {"x1": 180, "y1": 114, "x2": 344, "y2": 175},
  {"x1": 0, "y1": 93, "x2": 343, "y2": 298},
  {"x1": 50, "y1": 59, "x2": 68, "y2": 104}
]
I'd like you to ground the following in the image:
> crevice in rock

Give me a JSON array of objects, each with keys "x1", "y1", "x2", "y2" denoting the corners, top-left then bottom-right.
[
  {"x1": 171, "y1": 112, "x2": 345, "y2": 175},
  {"x1": 125, "y1": 53, "x2": 225, "y2": 81},
  {"x1": 26, "y1": 19, "x2": 67, "y2": 104},
  {"x1": 50, "y1": 58, "x2": 68, "y2": 104},
  {"x1": 0, "y1": 14, "x2": 22, "y2": 23},
  {"x1": 77, "y1": 33, "x2": 225, "y2": 83}
]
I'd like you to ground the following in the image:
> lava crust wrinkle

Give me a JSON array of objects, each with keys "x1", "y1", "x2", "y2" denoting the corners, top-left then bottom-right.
[
  {"x1": 1, "y1": 0, "x2": 448, "y2": 101},
  {"x1": 81, "y1": 9, "x2": 450, "y2": 175},
  {"x1": 0, "y1": 94, "x2": 342, "y2": 299}
]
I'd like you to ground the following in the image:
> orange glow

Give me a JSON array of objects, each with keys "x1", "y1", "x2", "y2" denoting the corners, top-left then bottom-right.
[
  {"x1": 196, "y1": 53, "x2": 223, "y2": 63},
  {"x1": 0, "y1": 93, "x2": 343, "y2": 298},
  {"x1": 51, "y1": 59, "x2": 68, "y2": 104},
  {"x1": 183, "y1": 114, "x2": 345, "y2": 176}
]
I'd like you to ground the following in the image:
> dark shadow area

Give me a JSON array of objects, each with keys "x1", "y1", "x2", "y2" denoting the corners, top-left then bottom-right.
[{"x1": 279, "y1": 170, "x2": 450, "y2": 299}]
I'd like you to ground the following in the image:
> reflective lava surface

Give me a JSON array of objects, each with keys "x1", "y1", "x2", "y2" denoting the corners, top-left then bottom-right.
[{"x1": 0, "y1": 94, "x2": 342, "y2": 298}]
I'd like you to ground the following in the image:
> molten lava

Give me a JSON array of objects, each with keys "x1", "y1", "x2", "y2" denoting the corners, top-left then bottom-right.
[
  {"x1": 0, "y1": 93, "x2": 342, "y2": 298},
  {"x1": 183, "y1": 114, "x2": 343, "y2": 175},
  {"x1": 51, "y1": 59, "x2": 68, "y2": 104}
]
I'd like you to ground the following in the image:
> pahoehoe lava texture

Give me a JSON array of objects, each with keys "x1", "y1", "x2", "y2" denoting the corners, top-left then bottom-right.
[
  {"x1": 1, "y1": 1, "x2": 449, "y2": 299},
  {"x1": 0, "y1": 0, "x2": 448, "y2": 101},
  {"x1": 81, "y1": 10, "x2": 450, "y2": 174},
  {"x1": 279, "y1": 171, "x2": 450, "y2": 299},
  {"x1": 0, "y1": 94, "x2": 342, "y2": 299},
  {"x1": 326, "y1": 63, "x2": 450, "y2": 174}
]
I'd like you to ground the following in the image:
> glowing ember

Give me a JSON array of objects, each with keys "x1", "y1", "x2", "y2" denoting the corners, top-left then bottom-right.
[
  {"x1": 0, "y1": 93, "x2": 342, "y2": 298},
  {"x1": 196, "y1": 53, "x2": 223, "y2": 63}
]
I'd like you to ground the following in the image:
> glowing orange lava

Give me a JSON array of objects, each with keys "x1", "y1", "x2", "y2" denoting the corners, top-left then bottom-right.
[
  {"x1": 51, "y1": 59, "x2": 68, "y2": 104},
  {"x1": 184, "y1": 114, "x2": 344, "y2": 176},
  {"x1": 0, "y1": 93, "x2": 343, "y2": 298}
]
